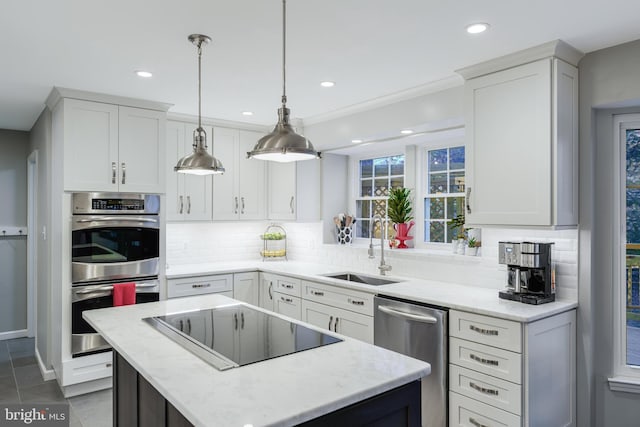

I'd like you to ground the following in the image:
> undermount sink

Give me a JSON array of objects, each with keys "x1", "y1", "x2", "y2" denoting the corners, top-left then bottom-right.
[{"x1": 322, "y1": 272, "x2": 400, "y2": 286}]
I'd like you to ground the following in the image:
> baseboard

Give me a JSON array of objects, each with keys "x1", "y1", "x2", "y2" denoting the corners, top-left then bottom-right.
[
  {"x1": 35, "y1": 347, "x2": 56, "y2": 381},
  {"x1": 0, "y1": 329, "x2": 28, "y2": 341}
]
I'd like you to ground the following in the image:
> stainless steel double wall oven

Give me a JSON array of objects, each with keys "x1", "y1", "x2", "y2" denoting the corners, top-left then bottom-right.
[{"x1": 71, "y1": 192, "x2": 160, "y2": 357}]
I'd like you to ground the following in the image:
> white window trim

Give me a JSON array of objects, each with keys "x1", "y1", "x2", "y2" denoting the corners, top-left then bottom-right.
[
  {"x1": 415, "y1": 138, "x2": 466, "y2": 249},
  {"x1": 610, "y1": 113, "x2": 640, "y2": 392}
]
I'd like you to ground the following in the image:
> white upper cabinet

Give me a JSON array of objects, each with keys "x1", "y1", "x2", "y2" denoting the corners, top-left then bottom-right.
[
  {"x1": 166, "y1": 121, "x2": 212, "y2": 221},
  {"x1": 212, "y1": 127, "x2": 266, "y2": 220},
  {"x1": 459, "y1": 41, "x2": 581, "y2": 227},
  {"x1": 268, "y1": 162, "x2": 296, "y2": 220},
  {"x1": 59, "y1": 98, "x2": 166, "y2": 193}
]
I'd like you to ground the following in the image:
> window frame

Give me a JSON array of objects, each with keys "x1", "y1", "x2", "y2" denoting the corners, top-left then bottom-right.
[
  {"x1": 415, "y1": 138, "x2": 466, "y2": 249},
  {"x1": 613, "y1": 113, "x2": 640, "y2": 381},
  {"x1": 350, "y1": 150, "x2": 406, "y2": 244}
]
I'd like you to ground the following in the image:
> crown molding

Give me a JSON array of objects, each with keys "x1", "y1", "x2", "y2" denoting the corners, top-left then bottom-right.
[
  {"x1": 45, "y1": 87, "x2": 173, "y2": 112},
  {"x1": 456, "y1": 39, "x2": 584, "y2": 80},
  {"x1": 167, "y1": 112, "x2": 270, "y2": 132},
  {"x1": 302, "y1": 75, "x2": 463, "y2": 126}
]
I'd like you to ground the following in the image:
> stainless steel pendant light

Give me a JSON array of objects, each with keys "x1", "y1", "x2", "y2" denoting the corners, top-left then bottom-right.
[
  {"x1": 247, "y1": 0, "x2": 320, "y2": 162},
  {"x1": 175, "y1": 34, "x2": 225, "y2": 175}
]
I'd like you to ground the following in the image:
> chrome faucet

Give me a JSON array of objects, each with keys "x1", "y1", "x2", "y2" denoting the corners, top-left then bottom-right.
[{"x1": 368, "y1": 215, "x2": 392, "y2": 276}]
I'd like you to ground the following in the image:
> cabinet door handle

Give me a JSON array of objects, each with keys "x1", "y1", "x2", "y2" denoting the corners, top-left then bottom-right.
[
  {"x1": 111, "y1": 162, "x2": 117, "y2": 184},
  {"x1": 187, "y1": 196, "x2": 191, "y2": 214},
  {"x1": 241, "y1": 197, "x2": 245, "y2": 214},
  {"x1": 469, "y1": 325, "x2": 499, "y2": 336},
  {"x1": 469, "y1": 417, "x2": 488, "y2": 427},
  {"x1": 469, "y1": 382, "x2": 499, "y2": 396},
  {"x1": 466, "y1": 187, "x2": 471, "y2": 214},
  {"x1": 289, "y1": 196, "x2": 294, "y2": 214},
  {"x1": 121, "y1": 162, "x2": 126, "y2": 185},
  {"x1": 241, "y1": 312, "x2": 245, "y2": 329},
  {"x1": 310, "y1": 290, "x2": 324, "y2": 297},
  {"x1": 234, "y1": 313, "x2": 238, "y2": 330},
  {"x1": 334, "y1": 317, "x2": 339, "y2": 332},
  {"x1": 234, "y1": 197, "x2": 238, "y2": 214},
  {"x1": 328, "y1": 316, "x2": 333, "y2": 330},
  {"x1": 470, "y1": 353, "x2": 499, "y2": 366},
  {"x1": 179, "y1": 195, "x2": 184, "y2": 214},
  {"x1": 268, "y1": 282, "x2": 273, "y2": 300},
  {"x1": 186, "y1": 318, "x2": 191, "y2": 334}
]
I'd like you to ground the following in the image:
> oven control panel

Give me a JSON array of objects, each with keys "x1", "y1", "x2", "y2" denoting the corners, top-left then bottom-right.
[{"x1": 72, "y1": 192, "x2": 160, "y2": 214}]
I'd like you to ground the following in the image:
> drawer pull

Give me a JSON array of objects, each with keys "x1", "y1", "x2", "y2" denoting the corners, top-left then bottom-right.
[
  {"x1": 283, "y1": 284, "x2": 294, "y2": 289},
  {"x1": 469, "y1": 417, "x2": 487, "y2": 427},
  {"x1": 469, "y1": 325, "x2": 499, "y2": 336},
  {"x1": 470, "y1": 353, "x2": 499, "y2": 366},
  {"x1": 349, "y1": 298, "x2": 365, "y2": 306},
  {"x1": 192, "y1": 283, "x2": 211, "y2": 288},
  {"x1": 310, "y1": 290, "x2": 324, "y2": 296},
  {"x1": 281, "y1": 296, "x2": 293, "y2": 303},
  {"x1": 470, "y1": 381, "x2": 499, "y2": 396}
]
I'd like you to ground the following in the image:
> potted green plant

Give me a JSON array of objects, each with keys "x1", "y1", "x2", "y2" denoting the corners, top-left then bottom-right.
[
  {"x1": 388, "y1": 187, "x2": 414, "y2": 248},
  {"x1": 448, "y1": 214, "x2": 466, "y2": 253},
  {"x1": 467, "y1": 236, "x2": 481, "y2": 256}
]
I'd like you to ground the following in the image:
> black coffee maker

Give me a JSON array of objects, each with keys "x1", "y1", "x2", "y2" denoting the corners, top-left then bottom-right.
[{"x1": 498, "y1": 241, "x2": 555, "y2": 304}]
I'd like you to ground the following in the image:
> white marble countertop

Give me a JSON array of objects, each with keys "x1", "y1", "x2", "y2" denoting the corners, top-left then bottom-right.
[
  {"x1": 166, "y1": 261, "x2": 577, "y2": 322},
  {"x1": 84, "y1": 294, "x2": 430, "y2": 427}
]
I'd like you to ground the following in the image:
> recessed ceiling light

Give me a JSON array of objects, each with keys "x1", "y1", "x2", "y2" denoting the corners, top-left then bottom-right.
[
  {"x1": 466, "y1": 23, "x2": 490, "y2": 34},
  {"x1": 135, "y1": 70, "x2": 153, "y2": 78},
  {"x1": 320, "y1": 81, "x2": 335, "y2": 88},
  {"x1": 400, "y1": 129, "x2": 414, "y2": 135},
  {"x1": 351, "y1": 139, "x2": 363, "y2": 144},
  {"x1": 242, "y1": 111, "x2": 254, "y2": 116}
]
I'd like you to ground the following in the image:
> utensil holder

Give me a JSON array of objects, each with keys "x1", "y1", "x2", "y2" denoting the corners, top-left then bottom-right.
[{"x1": 336, "y1": 226, "x2": 354, "y2": 245}]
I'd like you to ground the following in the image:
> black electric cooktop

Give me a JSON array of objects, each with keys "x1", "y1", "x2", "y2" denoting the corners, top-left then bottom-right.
[{"x1": 144, "y1": 304, "x2": 342, "y2": 370}]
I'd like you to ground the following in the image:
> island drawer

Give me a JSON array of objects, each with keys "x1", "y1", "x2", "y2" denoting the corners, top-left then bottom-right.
[
  {"x1": 167, "y1": 274, "x2": 233, "y2": 298},
  {"x1": 450, "y1": 337, "x2": 522, "y2": 384},
  {"x1": 450, "y1": 310, "x2": 521, "y2": 353},
  {"x1": 449, "y1": 391, "x2": 521, "y2": 427},
  {"x1": 302, "y1": 280, "x2": 374, "y2": 316},
  {"x1": 450, "y1": 365, "x2": 522, "y2": 416},
  {"x1": 274, "y1": 276, "x2": 302, "y2": 297}
]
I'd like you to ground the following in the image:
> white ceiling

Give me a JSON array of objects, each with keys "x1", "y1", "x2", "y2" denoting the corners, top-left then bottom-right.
[{"x1": 2, "y1": 0, "x2": 640, "y2": 135}]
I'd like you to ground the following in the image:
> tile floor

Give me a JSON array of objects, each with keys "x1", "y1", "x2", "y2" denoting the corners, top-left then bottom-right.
[{"x1": 0, "y1": 337, "x2": 112, "y2": 427}]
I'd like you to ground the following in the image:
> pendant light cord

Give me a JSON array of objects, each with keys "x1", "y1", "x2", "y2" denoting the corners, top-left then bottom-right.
[
  {"x1": 197, "y1": 40, "x2": 203, "y2": 130},
  {"x1": 281, "y1": 0, "x2": 287, "y2": 108}
]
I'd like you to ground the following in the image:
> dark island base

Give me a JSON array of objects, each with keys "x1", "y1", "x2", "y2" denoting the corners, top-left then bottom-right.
[{"x1": 114, "y1": 352, "x2": 421, "y2": 427}]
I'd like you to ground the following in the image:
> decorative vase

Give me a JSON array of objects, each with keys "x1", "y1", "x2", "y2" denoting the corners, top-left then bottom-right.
[
  {"x1": 457, "y1": 239, "x2": 466, "y2": 255},
  {"x1": 394, "y1": 221, "x2": 415, "y2": 249}
]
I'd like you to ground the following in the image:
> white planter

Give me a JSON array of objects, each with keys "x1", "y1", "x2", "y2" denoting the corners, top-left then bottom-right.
[
  {"x1": 466, "y1": 247, "x2": 478, "y2": 256},
  {"x1": 456, "y1": 239, "x2": 466, "y2": 255}
]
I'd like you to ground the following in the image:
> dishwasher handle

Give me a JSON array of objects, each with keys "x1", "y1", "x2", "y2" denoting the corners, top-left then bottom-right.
[{"x1": 377, "y1": 305, "x2": 438, "y2": 323}]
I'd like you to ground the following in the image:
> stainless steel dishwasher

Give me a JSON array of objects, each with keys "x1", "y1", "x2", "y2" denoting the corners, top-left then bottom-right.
[{"x1": 374, "y1": 295, "x2": 447, "y2": 427}]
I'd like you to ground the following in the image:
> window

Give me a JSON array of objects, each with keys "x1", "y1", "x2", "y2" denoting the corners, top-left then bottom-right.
[
  {"x1": 614, "y1": 114, "x2": 640, "y2": 383},
  {"x1": 354, "y1": 155, "x2": 404, "y2": 239},
  {"x1": 423, "y1": 146, "x2": 465, "y2": 243}
]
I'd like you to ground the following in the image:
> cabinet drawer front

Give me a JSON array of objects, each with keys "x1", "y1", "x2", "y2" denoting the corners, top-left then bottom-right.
[
  {"x1": 450, "y1": 365, "x2": 521, "y2": 415},
  {"x1": 275, "y1": 276, "x2": 301, "y2": 297},
  {"x1": 273, "y1": 292, "x2": 302, "y2": 321},
  {"x1": 167, "y1": 274, "x2": 233, "y2": 298},
  {"x1": 302, "y1": 281, "x2": 374, "y2": 316},
  {"x1": 450, "y1": 337, "x2": 522, "y2": 384},
  {"x1": 449, "y1": 392, "x2": 521, "y2": 427},
  {"x1": 62, "y1": 351, "x2": 113, "y2": 386},
  {"x1": 450, "y1": 311, "x2": 521, "y2": 352}
]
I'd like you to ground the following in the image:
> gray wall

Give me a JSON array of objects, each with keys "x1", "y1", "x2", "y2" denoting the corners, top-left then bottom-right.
[
  {"x1": 29, "y1": 109, "x2": 52, "y2": 368},
  {"x1": 0, "y1": 130, "x2": 29, "y2": 333},
  {"x1": 579, "y1": 38, "x2": 640, "y2": 427}
]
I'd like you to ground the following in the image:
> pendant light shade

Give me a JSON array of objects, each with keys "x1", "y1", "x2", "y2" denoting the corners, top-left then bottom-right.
[
  {"x1": 175, "y1": 34, "x2": 225, "y2": 175},
  {"x1": 247, "y1": 0, "x2": 320, "y2": 163}
]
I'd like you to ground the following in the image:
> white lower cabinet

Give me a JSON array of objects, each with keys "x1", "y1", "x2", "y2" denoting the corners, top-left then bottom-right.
[
  {"x1": 166, "y1": 274, "x2": 233, "y2": 298},
  {"x1": 301, "y1": 299, "x2": 373, "y2": 344},
  {"x1": 233, "y1": 272, "x2": 259, "y2": 306},
  {"x1": 258, "y1": 273, "x2": 276, "y2": 311},
  {"x1": 273, "y1": 291, "x2": 302, "y2": 320},
  {"x1": 449, "y1": 309, "x2": 576, "y2": 427}
]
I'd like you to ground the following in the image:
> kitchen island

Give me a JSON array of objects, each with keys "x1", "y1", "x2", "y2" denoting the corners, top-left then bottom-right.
[{"x1": 84, "y1": 294, "x2": 430, "y2": 427}]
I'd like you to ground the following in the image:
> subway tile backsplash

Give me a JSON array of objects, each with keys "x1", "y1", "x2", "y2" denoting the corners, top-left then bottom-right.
[{"x1": 166, "y1": 222, "x2": 578, "y2": 302}]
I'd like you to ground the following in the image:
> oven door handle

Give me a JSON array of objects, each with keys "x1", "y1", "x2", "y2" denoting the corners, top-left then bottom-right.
[
  {"x1": 74, "y1": 282, "x2": 158, "y2": 294},
  {"x1": 74, "y1": 217, "x2": 159, "y2": 224}
]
